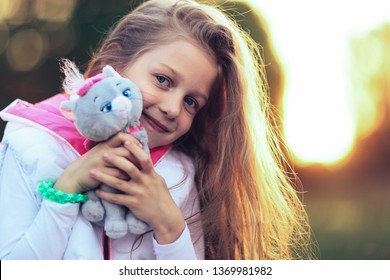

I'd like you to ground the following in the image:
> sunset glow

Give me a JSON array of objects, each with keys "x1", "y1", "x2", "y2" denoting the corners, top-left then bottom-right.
[{"x1": 251, "y1": 0, "x2": 390, "y2": 166}]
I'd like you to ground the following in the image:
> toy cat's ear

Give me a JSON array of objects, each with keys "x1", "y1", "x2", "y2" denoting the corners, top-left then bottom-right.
[
  {"x1": 103, "y1": 65, "x2": 121, "y2": 78},
  {"x1": 60, "y1": 100, "x2": 77, "y2": 121}
]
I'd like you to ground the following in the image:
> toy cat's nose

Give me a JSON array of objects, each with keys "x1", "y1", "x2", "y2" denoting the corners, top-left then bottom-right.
[
  {"x1": 115, "y1": 96, "x2": 128, "y2": 104},
  {"x1": 112, "y1": 96, "x2": 132, "y2": 112}
]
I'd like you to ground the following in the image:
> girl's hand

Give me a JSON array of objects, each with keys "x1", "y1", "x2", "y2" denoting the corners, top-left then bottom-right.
[
  {"x1": 54, "y1": 133, "x2": 134, "y2": 194},
  {"x1": 91, "y1": 140, "x2": 186, "y2": 244}
]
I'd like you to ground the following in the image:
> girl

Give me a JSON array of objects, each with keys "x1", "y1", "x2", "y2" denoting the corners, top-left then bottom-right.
[{"x1": 0, "y1": 0, "x2": 315, "y2": 259}]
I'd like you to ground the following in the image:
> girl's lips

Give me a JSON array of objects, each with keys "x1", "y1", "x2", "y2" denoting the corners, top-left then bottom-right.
[{"x1": 142, "y1": 113, "x2": 170, "y2": 133}]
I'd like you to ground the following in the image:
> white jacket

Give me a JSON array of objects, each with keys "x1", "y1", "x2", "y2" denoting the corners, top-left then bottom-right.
[{"x1": 0, "y1": 99, "x2": 204, "y2": 260}]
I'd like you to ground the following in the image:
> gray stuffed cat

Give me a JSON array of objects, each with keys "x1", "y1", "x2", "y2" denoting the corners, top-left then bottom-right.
[{"x1": 60, "y1": 59, "x2": 150, "y2": 238}]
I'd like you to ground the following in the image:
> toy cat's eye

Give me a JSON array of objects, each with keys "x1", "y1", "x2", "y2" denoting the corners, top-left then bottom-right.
[
  {"x1": 101, "y1": 102, "x2": 112, "y2": 112},
  {"x1": 123, "y1": 89, "x2": 131, "y2": 98}
]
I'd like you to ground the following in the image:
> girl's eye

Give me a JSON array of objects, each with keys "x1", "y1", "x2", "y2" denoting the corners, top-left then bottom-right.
[
  {"x1": 101, "y1": 102, "x2": 112, "y2": 112},
  {"x1": 123, "y1": 89, "x2": 131, "y2": 98},
  {"x1": 184, "y1": 97, "x2": 197, "y2": 108},
  {"x1": 156, "y1": 75, "x2": 170, "y2": 87}
]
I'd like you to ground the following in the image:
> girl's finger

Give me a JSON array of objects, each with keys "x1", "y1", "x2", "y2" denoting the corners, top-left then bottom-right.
[
  {"x1": 102, "y1": 166, "x2": 130, "y2": 181},
  {"x1": 90, "y1": 169, "x2": 135, "y2": 194},
  {"x1": 106, "y1": 132, "x2": 140, "y2": 148},
  {"x1": 124, "y1": 141, "x2": 153, "y2": 173},
  {"x1": 96, "y1": 188, "x2": 137, "y2": 208},
  {"x1": 102, "y1": 152, "x2": 142, "y2": 180}
]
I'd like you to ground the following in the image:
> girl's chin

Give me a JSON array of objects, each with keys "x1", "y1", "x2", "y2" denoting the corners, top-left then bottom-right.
[{"x1": 146, "y1": 136, "x2": 165, "y2": 149}]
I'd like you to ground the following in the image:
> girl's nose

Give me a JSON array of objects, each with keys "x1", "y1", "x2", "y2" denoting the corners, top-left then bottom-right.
[{"x1": 159, "y1": 94, "x2": 182, "y2": 119}]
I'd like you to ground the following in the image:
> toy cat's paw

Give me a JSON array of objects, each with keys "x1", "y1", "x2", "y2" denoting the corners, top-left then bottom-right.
[
  {"x1": 105, "y1": 219, "x2": 128, "y2": 239},
  {"x1": 81, "y1": 200, "x2": 104, "y2": 222},
  {"x1": 126, "y1": 211, "x2": 150, "y2": 235}
]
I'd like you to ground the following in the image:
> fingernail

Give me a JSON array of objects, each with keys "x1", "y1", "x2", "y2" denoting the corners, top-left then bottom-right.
[
  {"x1": 125, "y1": 141, "x2": 132, "y2": 146},
  {"x1": 136, "y1": 141, "x2": 143, "y2": 148}
]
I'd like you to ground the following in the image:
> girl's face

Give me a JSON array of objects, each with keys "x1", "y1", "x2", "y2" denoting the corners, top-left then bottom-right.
[{"x1": 122, "y1": 40, "x2": 218, "y2": 149}]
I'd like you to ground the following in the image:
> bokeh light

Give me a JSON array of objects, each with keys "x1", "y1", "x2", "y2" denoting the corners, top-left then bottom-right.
[
  {"x1": 0, "y1": 23, "x2": 9, "y2": 54},
  {"x1": 6, "y1": 28, "x2": 47, "y2": 71},
  {"x1": 0, "y1": 0, "x2": 77, "y2": 72},
  {"x1": 0, "y1": 0, "x2": 26, "y2": 25},
  {"x1": 34, "y1": 0, "x2": 77, "y2": 22}
]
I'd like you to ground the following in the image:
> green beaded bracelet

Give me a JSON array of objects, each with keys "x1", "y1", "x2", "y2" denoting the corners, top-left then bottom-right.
[{"x1": 38, "y1": 181, "x2": 87, "y2": 204}]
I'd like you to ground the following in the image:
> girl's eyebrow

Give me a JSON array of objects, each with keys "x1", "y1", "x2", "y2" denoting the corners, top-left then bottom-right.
[{"x1": 158, "y1": 63, "x2": 178, "y2": 77}]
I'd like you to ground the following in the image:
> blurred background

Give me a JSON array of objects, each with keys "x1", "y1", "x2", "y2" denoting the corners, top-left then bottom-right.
[{"x1": 0, "y1": 0, "x2": 389, "y2": 259}]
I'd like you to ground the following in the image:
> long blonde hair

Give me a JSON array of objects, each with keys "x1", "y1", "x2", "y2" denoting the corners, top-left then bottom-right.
[{"x1": 85, "y1": 0, "x2": 316, "y2": 259}]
